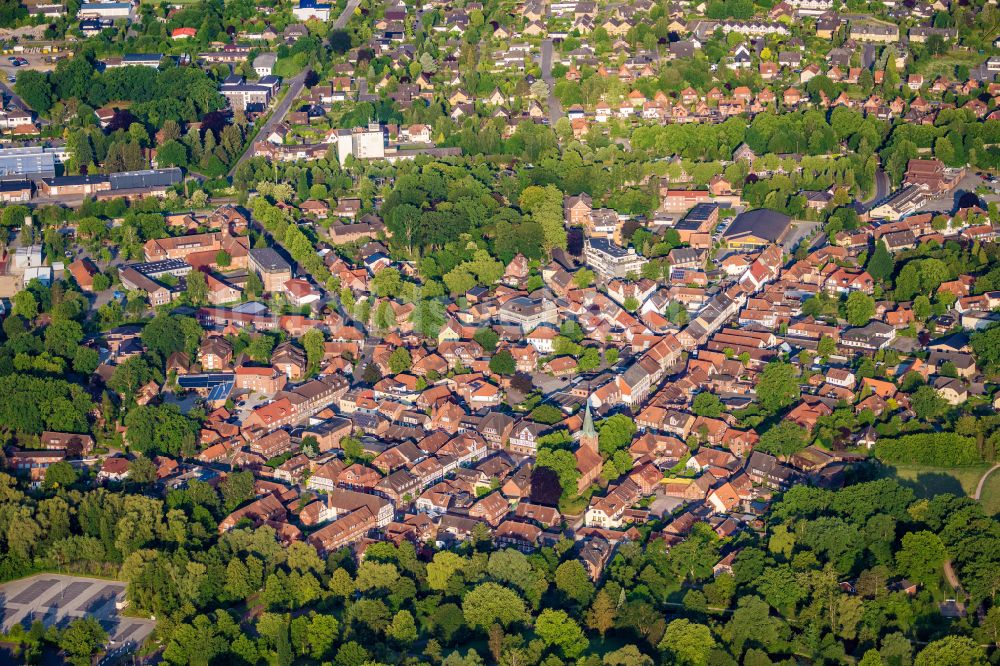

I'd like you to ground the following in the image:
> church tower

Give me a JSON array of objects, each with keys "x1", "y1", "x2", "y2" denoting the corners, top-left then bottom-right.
[{"x1": 580, "y1": 400, "x2": 598, "y2": 453}]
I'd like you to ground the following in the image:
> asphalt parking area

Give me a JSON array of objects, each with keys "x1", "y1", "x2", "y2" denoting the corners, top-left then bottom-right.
[{"x1": 0, "y1": 574, "x2": 155, "y2": 647}]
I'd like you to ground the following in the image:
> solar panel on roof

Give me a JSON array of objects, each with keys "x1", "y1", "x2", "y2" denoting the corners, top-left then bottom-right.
[
  {"x1": 177, "y1": 373, "x2": 235, "y2": 390},
  {"x1": 207, "y1": 380, "x2": 234, "y2": 402}
]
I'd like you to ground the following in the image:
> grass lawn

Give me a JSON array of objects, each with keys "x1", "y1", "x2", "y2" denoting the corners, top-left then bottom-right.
[
  {"x1": 917, "y1": 52, "x2": 983, "y2": 79},
  {"x1": 979, "y1": 469, "x2": 1000, "y2": 517},
  {"x1": 877, "y1": 463, "x2": 991, "y2": 499}
]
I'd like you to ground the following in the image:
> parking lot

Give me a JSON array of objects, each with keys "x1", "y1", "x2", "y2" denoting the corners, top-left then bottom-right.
[
  {"x1": 0, "y1": 574, "x2": 155, "y2": 648},
  {"x1": 0, "y1": 51, "x2": 62, "y2": 79}
]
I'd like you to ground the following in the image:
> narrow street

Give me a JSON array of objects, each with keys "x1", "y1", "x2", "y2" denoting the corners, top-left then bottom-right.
[{"x1": 540, "y1": 39, "x2": 563, "y2": 126}]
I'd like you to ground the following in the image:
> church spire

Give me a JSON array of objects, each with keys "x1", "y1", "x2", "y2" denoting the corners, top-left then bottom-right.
[
  {"x1": 580, "y1": 398, "x2": 598, "y2": 452},
  {"x1": 582, "y1": 400, "x2": 596, "y2": 438}
]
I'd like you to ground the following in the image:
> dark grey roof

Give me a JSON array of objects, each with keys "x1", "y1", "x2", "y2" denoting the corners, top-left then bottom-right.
[
  {"x1": 43, "y1": 175, "x2": 109, "y2": 186},
  {"x1": 109, "y1": 168, "x2": 181, "y2": 190},
  {"x1": 588, "y1": 237, "x2": 632, "y2": 257},
  {"x1": 723, "y1": 208, "x2": 791, "y2": 243},
  {"x1": 249, "y1": 247, "x2": 292, "y2": 272}
]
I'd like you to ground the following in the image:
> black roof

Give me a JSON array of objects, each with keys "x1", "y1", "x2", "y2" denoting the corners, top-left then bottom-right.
[{"x1": 0, "y1": 179, "x2": 31, "y2": 192}]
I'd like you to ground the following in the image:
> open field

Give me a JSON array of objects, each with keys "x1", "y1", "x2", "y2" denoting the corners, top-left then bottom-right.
[
  {"x1": 916, "y1": 51, "x2": 983, "y2": 79},
  {"x1": 877, "y1": 463, "x2": 992, "y2": 499},
  {"x1": 979, "y1": 469, "x2": 1000, "y2": 516}
]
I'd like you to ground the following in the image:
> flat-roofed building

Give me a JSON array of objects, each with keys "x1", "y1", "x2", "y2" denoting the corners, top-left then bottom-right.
[
  {"x1": 39, "y1": 174, "x2": 111, "y2": 197},
  {"x1": 118, "y1": 266, "x2": 175, "y2": 306},
  {"x1": 0, "y1": 179, "x2": 32, "y2": 202},
  {"x1": 0, "y1": 146, "x2": 57, "y2": 180},
  {"x1": 496, "y1": 296, "x2": 559, "y2": 332},
  {"x1": 674, "y1": 202, "x2": 719, "y2": 243},
  {"x1": 584, "y1": 237, "x2": 648, "y2": 279}
]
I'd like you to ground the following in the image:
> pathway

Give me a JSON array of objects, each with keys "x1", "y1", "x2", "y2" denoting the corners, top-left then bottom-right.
[{"x1": 973, "y1": 463, "x2": 1000, "y2": 500}]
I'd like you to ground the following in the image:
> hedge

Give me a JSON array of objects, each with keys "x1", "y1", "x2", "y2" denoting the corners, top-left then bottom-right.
[{"x1": 875, "y1": 433, "x2": 983, "y2": 467}]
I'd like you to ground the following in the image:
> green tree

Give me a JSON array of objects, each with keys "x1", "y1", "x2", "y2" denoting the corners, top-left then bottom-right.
[
  {"x1": 910, "y1": 385, "x2": 946, "y2": 421},
  {"x1": 124, "y1": 404, "x2": 198, "y2": 456},
  {"x1": 586, "y1": 590, "x2": 617, "y2": 637},
  {"x1": 519, "y1": 184, "x2": 567, "y2": 251},
  {"x1": 59, "y1": 617, "x2": 108, "y2": 666},
  {"x1": 896, "y1": 531, "x2": 946, "y2": 588},
  {"x1": 221, "y1": 470, "x2": 256, "y2": 511},
  {"x1": 247, "y1": 334, "x2": 275, "y2": 363},
  {"x1": 43, "y1": 460, "x2": 78, "y2": 489},
  {"x1": 659, "y1": 619, "x2": 716, "y2": 666},
  {"x1": 307, "y1": 615, "x2": 339, "y2": 660},
  {"x1": 914, "y1": 636, "x2": 986, "y2": 666},
  {"x1": 388, "y1": 609, "x2": 418, "y2": 646},
  {"x1": 427, "y1": 551, "x2": 465, "y2": 591},
  {"x1": 573, "y1": 268, "x2": 595, "y2": 289},
  {"x1": 554, "y1": 559, "x2": 594, "y2": 606},
  {"x1": 692, "y1": 392, "x2": 723, "y2": 418},
  {"x1": 489, "y1": 349, "x2": 516, "y2": 376},
  {"x1": 142, "y1": 314, "x2": 201, "y2": 359},
  {"x1": 599, "y1": 414, "x2": 637, "y2": 457},
  {"x1": 12, "y1": 290, "x2": 38, "y2": 319},
  {"x1": 473, "y1": 327, "x2": 499, "y2": 352},
  {"x1": 388, "y1": 347, "x2": 412, "y2": 374},
  {"x1": 534, "y1": 609, "x2": 589, "y2": 659},
  {"x1": 757, "y1": 362, "x2": 799, "y2": 413},
  {"x1": 759, "y1": 421, "x2": 808, "y2": 456},
  {"x1": 185, "y1": 270, "x2": 208, "y2": 306},
  {"x1": 846, "y1": 291, "x2": 876, "y2": 326},
  {"x1": 44, "y1": 320, "x2": 84, "y2": 358},
  {"x1": 867, "y1": 240, "x2": 893, "y2": 282},
  {"x1": 128, "y1": 455, "x2": 157, "y2": 485},
  {"x1": 462, "y1": 583, "x2": 529, "y2": 630},
  {"x1": 302, "y1": 328, "x2": 325, "y2": 374}
]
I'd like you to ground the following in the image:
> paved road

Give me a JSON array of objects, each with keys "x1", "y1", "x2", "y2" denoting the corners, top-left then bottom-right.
[
  {"x1": 227, "y1": 70, "x2": 306, "y2": 177},
  {"x1": 0, "y1": 80, "x2": 33, "y2": 114},
  {"x1": 332, "y1": 0, "x2": 361, "y2": 30},
  {"x1": 227, "y1": 0, "x2": 360, "y2": 178},
  {"x1": 539, "y1": 39, "x2": 563, "y2": 125},
  {"x1": 861, "y1": 168, "x2": 889, "y2": 211}
]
